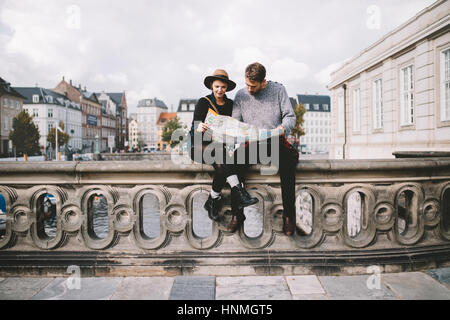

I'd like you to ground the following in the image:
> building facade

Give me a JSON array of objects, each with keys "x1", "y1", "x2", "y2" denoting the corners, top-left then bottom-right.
[
  {"x1": 14, "y1": 87, "x2": 83, "y2": 154},
  {"x1": 128, "y1": 119, "x2": 139, "y2": 151},
  {"x1": 0, "y1": 77, "x2": 25, "y2": 156},
  {"x1": 97, "y1": 92, "x2": 117, "y2": 152},
  {"x1": 328, "y1": 0, "x2": 450, "y2": 159},
  {"x1": 297, "y1": 94, "x2": 332, "y2": 154},
  {"x1": 137, "y1": 98, "x2": 168, "y2": 151},
  {"x1": 53, "y1": 79, "x2": 102, "y2": 153},
  {"x1": 107, "y1": 92, "x2": 128, "y2": 151},
  {"x1": 176, "y1": 99, "x2": 197, "y2": 130},
  {"x1": 156, "y1": 112, "x2": 177, "y2": 151}
]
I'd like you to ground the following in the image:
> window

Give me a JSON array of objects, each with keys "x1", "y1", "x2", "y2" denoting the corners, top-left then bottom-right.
[
  {"x1": 373, "y1": 79, "x2": 383, "y2": 129},
  {"x1": 338, "y1": 95, "x2": 344, "y2": 134},
  {"x1": 48, "y1": 108, "x2": 53, "y2": 118},
  {"x1": 9, "y1": 99, "x2": 14, "y2": 108},
  {"x1": 33, "y1": 109, "x2": 39, "y2": 117},
  {"x1": 3, "y1": 98, "x2": 7, "y2": 106},
  {"x1": 353, "y1": 88, "x2": 361, "y2": 132},
  {"x1": 400, "y1": 65, "x2": 414, "y2": 125},
  {"x1": 313, "y1": 104, "x2": 319, "y2": 110},
  {"x1": 304, "y1": 103, "x2": 310, "y2": 110},
  {"x1": 440, "y1": 48, "x2": 450, "y2": 121},
  {"x1": 323, "y1": 104, "x2": 329, "y2": 111},
  {"x1": 182, "y1": 104, "x2": 187, "y2": 111},
  {"x1": 189, "y1": 103, "x2": 195, "y2": 111},
  {"x1": 32, "y1": 95, "x2": 39, "y2": 103},
  {"x1": 48, "y1": 123, "x2": 54, "y2": 133},
  {"x1": 3, "y1": 116, "x2": 9, "y2": 130},
  {"x1": 16, "y1": 101, "x2": 20, "y2": 110}
]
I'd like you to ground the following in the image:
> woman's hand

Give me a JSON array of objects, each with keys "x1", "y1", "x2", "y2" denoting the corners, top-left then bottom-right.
[{"x1": 196, "y1": 122, "x2": 209, "y2": 133}]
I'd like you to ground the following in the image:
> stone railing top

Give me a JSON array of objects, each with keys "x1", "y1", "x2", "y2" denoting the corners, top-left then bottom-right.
[{"x1": 0, "y1": 157, "x2": 449, "y2": 173}]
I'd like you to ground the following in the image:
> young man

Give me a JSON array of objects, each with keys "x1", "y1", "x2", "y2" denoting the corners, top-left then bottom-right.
[{"x1": 230, "y1": 62, "x2": 298, "y2": 236}]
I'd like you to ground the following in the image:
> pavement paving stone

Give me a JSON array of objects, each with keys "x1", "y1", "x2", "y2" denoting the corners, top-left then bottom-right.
[
  {"x1": 425, "y1": 267, "x2": 450, "y2": 289},
  {"x1": 382, "y1": 272, "x2": 450, "y2": 300},
  {"x1": 285, "y1": 275, "x2": 326, "y2": 295},
  {"x1": 216, "y1": 276, "x2": 292, "y2": 300},
  {"x1": 169, "y1": 276, "x2": 215, "y2": 300},
  {"x1": 292, "y1": 294, "x2": 330, "y2": 300},
  {"x1": 110, "y1": 277, "x2": 174, "y2": 300},
  {"x1": 0, "y1": 278, "x2": 54, "y2": 300},
  {"x1": 31, "y1": 277, "x2": 123, "y2": 300},
  {"x1": 318, "y1": 275, "x2": 398, "y2": 300}
]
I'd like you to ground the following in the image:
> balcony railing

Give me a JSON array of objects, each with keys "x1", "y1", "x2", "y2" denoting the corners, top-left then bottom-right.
[{"x1": 0, "y1": 157, "x2": 449, "y2": 276}]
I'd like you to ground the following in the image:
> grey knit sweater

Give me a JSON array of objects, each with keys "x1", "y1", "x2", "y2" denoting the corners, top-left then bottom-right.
[{"x1": 232, "y1": 81, "x2": 296, "y2": 136}]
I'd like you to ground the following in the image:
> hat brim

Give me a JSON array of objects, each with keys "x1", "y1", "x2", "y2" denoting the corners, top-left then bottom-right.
[{"x1": 204, "y1": 76, "x2": 236, "y2": 92}]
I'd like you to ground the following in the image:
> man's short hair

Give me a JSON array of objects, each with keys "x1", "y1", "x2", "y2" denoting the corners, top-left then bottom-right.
[{"x1": 245, "y1": 62, "x2": 266, "y2": 82}]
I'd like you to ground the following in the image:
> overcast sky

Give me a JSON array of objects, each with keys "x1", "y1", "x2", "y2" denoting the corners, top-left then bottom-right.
[{"x1": 0, "y1": 0, "x2": 437, "y2": 114}]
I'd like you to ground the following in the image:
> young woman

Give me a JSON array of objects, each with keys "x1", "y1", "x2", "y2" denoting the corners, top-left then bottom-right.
[{"x1": 190, "y1": 69, "x2": 258, "y2": 224}]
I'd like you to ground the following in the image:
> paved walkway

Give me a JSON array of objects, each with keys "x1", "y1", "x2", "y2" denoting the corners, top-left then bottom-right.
[{"x1": 0, "y1": 268, "x2": 449, "y2": 300}]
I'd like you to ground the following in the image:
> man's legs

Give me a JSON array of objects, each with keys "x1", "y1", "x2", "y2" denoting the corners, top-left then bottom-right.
[{"x1": 279, "y1": 142, "x2": 297, "y2": 235}]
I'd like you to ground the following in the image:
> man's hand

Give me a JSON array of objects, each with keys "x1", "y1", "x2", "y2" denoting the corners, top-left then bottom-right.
[{"x1": 276, "y1": 125, "x2": 285, "y2": 136}]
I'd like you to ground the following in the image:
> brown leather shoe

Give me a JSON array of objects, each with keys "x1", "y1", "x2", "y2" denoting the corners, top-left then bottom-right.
[
  {"x1": 283, "y1": 216, "x2": 295, "y2": 236},
  {"x1": 227, "y1": 212, "x2": 245, "y2": 233}
]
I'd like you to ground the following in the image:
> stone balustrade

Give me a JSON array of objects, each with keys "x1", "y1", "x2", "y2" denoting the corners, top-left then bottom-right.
[{"x1": 0, "y1": 157, "x2": 449, "y2": 276}]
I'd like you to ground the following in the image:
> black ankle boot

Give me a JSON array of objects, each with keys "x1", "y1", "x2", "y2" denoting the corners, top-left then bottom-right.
[
  {"x1": 231, "y1": 184, "x2": 258, "y2": 210},
  {"x1": 204, "y1": 195, "x2": 222, "y2": 221}
]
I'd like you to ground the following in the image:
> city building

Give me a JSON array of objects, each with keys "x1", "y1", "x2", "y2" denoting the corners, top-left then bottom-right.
[
  {"x1": 97, "y1": 92, "x2": 117, "y2": 152},
  {"x1": 297, "y1": 94, "x2": 332, "y2": 154},
  {"x1": 53, "y1": 78, "x2": 102, "y2": 153},
  {"x1": 328, "y1": 0, "x2": 450, "y2": 159},
  {"x1": 107, "y1": 92, "x2": 128, "y2": 151},
  {"x1": 156, "y1": 112, "x2": 177, "y2": 151},
  {"x1": 137, "y1": 98, "x2": 168, "y2": 151},
  {"x1": 14, "y1": 87, "x2": 82, "y2": 154},
  {"x1": 128, "y1": 118, "x2": 139, "y2": 151},
  {"x1": 0, "y1": 77, "x2": 25, "y2": 156},
  {"x1": 176, "y1": 99, "x2": 197, "y2": 130}
]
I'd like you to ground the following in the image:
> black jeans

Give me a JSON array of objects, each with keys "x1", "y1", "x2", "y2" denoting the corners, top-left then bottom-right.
[
  {"x1": 190, "y1": 140, "x2": 234, "y2": 194},
  {"x1": 227, "y1": 137, "x2": 297, "y2": 219}
]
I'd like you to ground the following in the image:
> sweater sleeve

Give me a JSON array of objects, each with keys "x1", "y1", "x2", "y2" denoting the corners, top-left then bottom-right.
[
  {"x1": 278, "y1": 85, "x2": 296, "y2": 136},
  {"x1": 190, "y1": 98, "x2": 208, "y2": 136},
  {"x1": 231, "y1": 92, "x2": 243, "y2": 121}
]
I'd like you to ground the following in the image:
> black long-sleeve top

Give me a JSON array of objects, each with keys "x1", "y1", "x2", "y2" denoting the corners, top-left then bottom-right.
[{"x1": 189, "y1": 94, "x2": 233, "y2": 138}]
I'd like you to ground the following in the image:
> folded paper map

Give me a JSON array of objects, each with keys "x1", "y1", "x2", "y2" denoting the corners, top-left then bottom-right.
[{"x1": 203, "y1": 108, "x2": 281, "y2": 155}]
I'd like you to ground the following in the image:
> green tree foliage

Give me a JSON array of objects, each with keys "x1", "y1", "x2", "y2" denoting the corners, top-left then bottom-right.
[
  {"x1": 161, "y1": 117, "x2": 185, "y2": 147},
  {"x1": 47, "y1": 120, "x2": 70, "y2": 150},
  {"x1": 291, "y1": 103, "x2": 306, "y2": 144},
  {"x1": 9, "y1": 110, "x2": 41, "y2": 157}
]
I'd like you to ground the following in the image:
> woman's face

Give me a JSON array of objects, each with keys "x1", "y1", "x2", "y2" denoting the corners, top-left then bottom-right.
[{"x1": 212, "y1": 80, "x2": 227, "y2": 99}]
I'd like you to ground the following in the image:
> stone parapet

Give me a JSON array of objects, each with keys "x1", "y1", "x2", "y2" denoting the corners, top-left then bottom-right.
[{"x1": 0, "y1": 158, "x2": 449, "y2": 276}]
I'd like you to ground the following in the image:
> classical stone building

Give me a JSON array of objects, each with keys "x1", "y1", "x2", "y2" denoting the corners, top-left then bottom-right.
[
  {"x1": 137, "y1": 98, "x2": 168, "y2": 151},
  {"x1": 14, "y1": 87, "x2": 82, "y2": 153},
  {"x1": 0, "y1": 77, "x2": 25, "y2": 156},
  {"x1": 328, "y1": 0, "x2": 450, "y2": 159},
  {"x1": 53, "y1": 79, "x2": 102, "y2": 153}
]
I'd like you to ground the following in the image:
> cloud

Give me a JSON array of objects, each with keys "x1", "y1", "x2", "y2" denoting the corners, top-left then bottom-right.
[{"x1": 315, "y1": 61, "x2": 346, "y2": 86}]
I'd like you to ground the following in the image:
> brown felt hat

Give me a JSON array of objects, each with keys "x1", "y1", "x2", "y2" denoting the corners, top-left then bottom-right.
[{"x1": 204, "y1": 69, "x2": 236, "y2": 92}]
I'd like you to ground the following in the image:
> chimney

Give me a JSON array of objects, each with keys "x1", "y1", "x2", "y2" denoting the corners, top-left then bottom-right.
[
  {"x1": 63, "y1": 76, "x2": 65, "y2": 81},
  {"x1": 70, "y1": 79, "x2": 72, "y2": 86}
]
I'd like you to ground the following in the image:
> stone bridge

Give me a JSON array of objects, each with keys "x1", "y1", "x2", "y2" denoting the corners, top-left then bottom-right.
[{"x1": 0, "y1": 157, "x2": 449, "y2": 276}]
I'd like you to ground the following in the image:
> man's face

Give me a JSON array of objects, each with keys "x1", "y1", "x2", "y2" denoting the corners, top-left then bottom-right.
[{"x1": 245, "y1": 78, "x2": 266, "y2": 95}]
